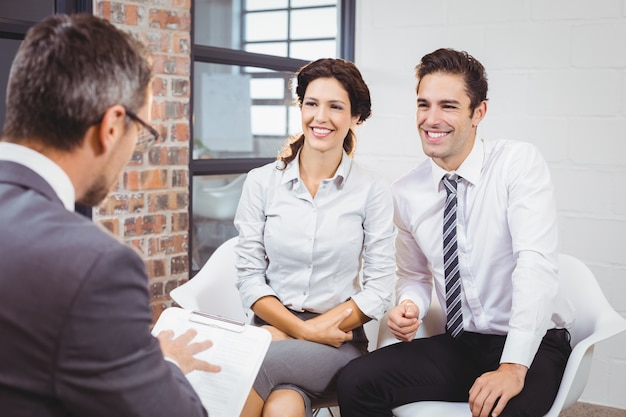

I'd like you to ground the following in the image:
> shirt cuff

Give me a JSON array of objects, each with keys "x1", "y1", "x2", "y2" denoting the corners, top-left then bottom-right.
[
  {"x1": 351, "y1": 289, "x2": 392, "y2": 321},
  {"x1": 397, "y1": 292, "x2": 431, "y2": 320},
  {"x1": 500, "y1": 329, "x2": 542, "y2": 368},
  {"x1": 240, "y1": 285, "x2": 278, "y2": 311},
  {"x1": 163, "y1": 356, "x2": 181, "y2": 369}
]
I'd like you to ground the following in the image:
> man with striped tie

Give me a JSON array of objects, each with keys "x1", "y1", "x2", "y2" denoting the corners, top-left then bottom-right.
[{"x1": 337, "y1": 48, "x2": 574, "y2": 417}]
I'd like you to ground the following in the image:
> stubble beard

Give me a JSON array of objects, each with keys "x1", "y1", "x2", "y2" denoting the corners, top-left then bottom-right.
[{"x1": 76, "y1": 174, "x2": 113, "y2": 208}]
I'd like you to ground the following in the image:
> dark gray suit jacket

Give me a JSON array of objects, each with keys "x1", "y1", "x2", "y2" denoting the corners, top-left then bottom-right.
[{"x1": 0, "y1": 160, "x2": 207, "y2": 417}]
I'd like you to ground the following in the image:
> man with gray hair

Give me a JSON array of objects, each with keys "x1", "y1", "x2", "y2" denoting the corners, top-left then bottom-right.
[{"x1": 0, "y1": 13, "x2": 218, "y2": 416}]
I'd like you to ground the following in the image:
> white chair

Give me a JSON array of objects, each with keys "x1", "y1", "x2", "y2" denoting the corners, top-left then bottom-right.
[
  {"x1": 377, "y1": 254, "x2": 626, "y2": 417},
  {"x1": 192, "y1": 174, "x2": 247, "y2": 220},
  {"x1": 172, "y1": 236, "x2": 378, "y2": 417},
  {"x1": 191, "y1": 174, "x2": 247, "y2": 270},
  {"x1": 170, "y1": 236, "x2": 248, "y2": 322}
]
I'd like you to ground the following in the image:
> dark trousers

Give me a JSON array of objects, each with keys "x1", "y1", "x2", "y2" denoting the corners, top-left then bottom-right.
[{"x1": 337, "y1": 329, "x2": 571, "y2": 417}]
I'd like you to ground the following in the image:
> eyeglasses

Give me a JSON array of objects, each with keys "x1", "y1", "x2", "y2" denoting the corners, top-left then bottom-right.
[{"x1": 124, "y1": 107, "x2": 160, "y2": 153}]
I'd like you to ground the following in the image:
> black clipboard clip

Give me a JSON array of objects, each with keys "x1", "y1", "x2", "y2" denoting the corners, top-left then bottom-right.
[{"x1": 189, "y1": 310, "x2": 246, "y2": 333}]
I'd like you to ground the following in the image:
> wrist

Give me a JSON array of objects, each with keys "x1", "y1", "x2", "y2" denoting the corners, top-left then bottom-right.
[
  {"x1": 293, "y1": 319, "x2": 311, "y2": 341},
  {"x1": 499, "y1": 362, "x2": 528, "y2": 379},
  {"x1": 163, "y1": 356, "x2": 181, "y2": 369},
  {"x1": 399, "y1": 299, "x2": 420, "y2": 317}
]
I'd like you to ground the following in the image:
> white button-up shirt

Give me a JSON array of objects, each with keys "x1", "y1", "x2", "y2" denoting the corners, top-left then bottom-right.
[
  {"x1": 234, "y1": 151, "x2": 396, "y2": 320},
  {"x1": 393, "y1": 138, "x2": 574, "y2": 367}
]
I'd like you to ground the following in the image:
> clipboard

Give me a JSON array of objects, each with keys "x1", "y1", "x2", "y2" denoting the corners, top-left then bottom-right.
[{"x1": 152, "y1": 307, "x2": 271, "y2": 417}]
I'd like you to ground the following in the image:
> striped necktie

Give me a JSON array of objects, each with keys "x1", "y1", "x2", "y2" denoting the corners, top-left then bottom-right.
[{"x1": 442, "y1": 175, "x2": 463, "y2": 338}]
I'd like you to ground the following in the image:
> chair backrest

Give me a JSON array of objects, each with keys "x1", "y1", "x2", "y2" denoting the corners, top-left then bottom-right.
[
  {"x1": 380, "y1": 254, "x2": 626, "y2": 417},
  {"x1": 545, "y1": 254, "x2": 626, "y2": 416},
  {"x1": 169, "y1": 236, "x2": 248, "y2": 322},
  {"x1": 192, "y1": 173, "x2": 247, "y2": 220},
  {"x1": 556, "y1": 254, "x2": 625, "y2": 346}
]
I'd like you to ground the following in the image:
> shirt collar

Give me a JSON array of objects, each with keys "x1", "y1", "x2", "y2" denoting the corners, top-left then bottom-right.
[
  {"x1": 281, "y1": 149, "x2": 352, "y2": 188},
  {"x1": 333, "y1": 150, "x2": 352, "y2": 186},
  {"x1": 429, "y1": 138, "x2": 484, "y2": 190},
  {"x1": 0, "y1": 142, "x2": 76, "y2": 211}
]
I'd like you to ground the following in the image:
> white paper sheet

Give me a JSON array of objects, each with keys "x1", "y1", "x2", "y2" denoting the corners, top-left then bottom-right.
[{"x1": 152, "y1": 307, "x2": 271, "y2": 417}]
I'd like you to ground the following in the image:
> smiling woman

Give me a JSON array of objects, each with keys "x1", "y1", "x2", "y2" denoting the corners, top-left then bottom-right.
[
  {"x1": 233, "y1": 58, "x2": 396, "y2": 417},
  {"x1": 277, "y1": 58, "x2": 371, "y2": 171}
]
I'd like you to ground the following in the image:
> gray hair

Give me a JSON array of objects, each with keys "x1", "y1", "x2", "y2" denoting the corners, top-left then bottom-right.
[{"x1": 2, "y1": 13, "x2": 153, "y2": 150}]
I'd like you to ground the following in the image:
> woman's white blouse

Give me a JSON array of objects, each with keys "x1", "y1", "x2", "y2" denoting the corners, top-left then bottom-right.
[{"x1": 234, "y1": 151, "x2": 396, "y2": 320}]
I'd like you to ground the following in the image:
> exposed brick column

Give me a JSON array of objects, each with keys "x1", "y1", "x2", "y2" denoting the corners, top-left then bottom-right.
[{"x1": 94, "y1": 0, "x2": 192, "y2": 323}]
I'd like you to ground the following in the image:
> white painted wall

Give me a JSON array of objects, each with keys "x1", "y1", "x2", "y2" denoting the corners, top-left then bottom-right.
[{"x1": 353, "y1": 0, "x2": 626, "y2": 410}]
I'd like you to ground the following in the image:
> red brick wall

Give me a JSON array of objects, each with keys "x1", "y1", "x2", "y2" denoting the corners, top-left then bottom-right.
[{"x1": 94, "y1": 0, "x2": 192, "y2": 323}]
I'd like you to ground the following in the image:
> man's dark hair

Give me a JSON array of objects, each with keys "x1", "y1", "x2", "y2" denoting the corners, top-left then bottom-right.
[{"x1": 415, "y1": 48, "x2": 488, "y2": 111}]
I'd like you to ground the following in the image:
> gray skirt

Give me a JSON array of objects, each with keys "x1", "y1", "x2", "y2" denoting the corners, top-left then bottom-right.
[{"x1": 252, "y1": 310, "x2": 369, "y2": 417}]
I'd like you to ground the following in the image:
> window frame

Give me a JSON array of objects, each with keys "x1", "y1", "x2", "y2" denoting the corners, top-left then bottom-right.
[{"x1": 0, "y1": 1, "x2": 92, "y2": 39}]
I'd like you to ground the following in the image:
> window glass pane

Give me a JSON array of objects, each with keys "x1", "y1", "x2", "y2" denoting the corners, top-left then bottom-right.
[
  {"x1": 194, "y1": 0, "x2": 240, "y2": 48},
  {"x1": 193, "y1": 62, "x2": 253, "y2": 158},
  {"x1": 192, "y1": 173, "x2": 245, "y2": 269},
  {"x1": 193, "y1": 62, "x2": 293, "y2": 159},
  {"x1": 290, "y1": 7, "x2": 336, "y2": 39},
  {"x1": 245, "y1": 66, "x2": 278, "y2": 74},
  {"x1": 289, "y1": 106, "x2": 302, "y2": 136},
  {"x1": 245, "y1": 42, "x2": 288, "y2": 57},
  {"x1": 0, "y1": 39, "x2": 21, "y2": 132},
  {"x1": 251, "y1": 105, "x2": 287, "y2": 136},
  {"x1": 245, "y1": 11, "x2": 287, "y2": 42},
  {"x1": 290, "y1": 40, "x2": 336, "y2": 60},
  {"x1": 194, "y1": 0, "x2": 340, "y2": 55},
  {"x1": 291, "y1": 0, "x2": 335, "y2": 7},
  {"x1": 250, "y1": 78, "x2": 285, "y2": 100},
  {"x1": 245, "y1": 0, "x2": 288, "y2": 11},
  {"x1": 0, "y1": 0, "x2": 54, "y2": 21}
]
